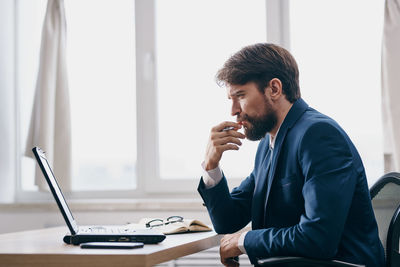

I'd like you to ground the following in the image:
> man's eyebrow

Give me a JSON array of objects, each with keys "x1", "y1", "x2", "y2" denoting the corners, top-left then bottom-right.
[{"x1": 230, "y1": 90, "x2": 245, "y2": 97}]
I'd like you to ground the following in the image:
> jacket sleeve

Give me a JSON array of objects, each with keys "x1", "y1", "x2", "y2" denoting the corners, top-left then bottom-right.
[
  {"x1": 198, "y1": 171, "x2": 255, "y2": 234},
  {"x1": 244, "y1": 122, "x2": 358, "y2": 264}
]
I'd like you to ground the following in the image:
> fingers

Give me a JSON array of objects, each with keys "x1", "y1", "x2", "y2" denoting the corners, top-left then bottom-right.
[
  {"x1": 208, "y1": 135, "x2": 243, "y2": 158},
  {"x1": 210, "y1": 129, "x2": 245, "y2": 152},
  {"x1": 212, "y1": 136, "x2": 243, "y2": 147},
  {"x1": 210, "y1": 122, "x2": 245, "y2": 147},
  {"x1": 221, "y1": 257, "x2": 239, "y2": 267},
  {"x1": 212, "y1": 121, "x2": 242, "y2": 133},
  {"x1": 214, "y1": 130, "x2": 246, "y2": 140},
  {"x1": 220, "y1": 234, "x2": 231, "y2": 248},
  {"x1": 219, "y1": 143, "x2": 240, "y2": 152},
  {"x1": 204, "y1": 121, "x2": 246, "y2": 171},
  {"x1": 219, "y1": 234, "x2": 242, "y2": 267}
]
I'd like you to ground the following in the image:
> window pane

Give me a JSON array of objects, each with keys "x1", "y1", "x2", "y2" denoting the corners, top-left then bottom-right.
[
  {"x1": 289, "y1": 0, "x2": 384, "y2": 184},
  {"x1": 65, "y1": 0, "x2": 136, "y2": 190},
  {"x1": 156, "y1": 0, "x2": 267, "y2": 179},
  {"x1": 19, "y1": 0, "x2": 136, "y2": 191}
]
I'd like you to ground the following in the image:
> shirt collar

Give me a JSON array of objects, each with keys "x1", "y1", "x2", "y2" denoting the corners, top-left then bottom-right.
[{"x1": 269, "y1": 126, "x2": 281, "y2": 150}]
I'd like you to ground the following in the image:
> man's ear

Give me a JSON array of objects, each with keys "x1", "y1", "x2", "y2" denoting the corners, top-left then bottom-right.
[{"x1": 266, "y1": 78, "x2": 283, "y2": 100}]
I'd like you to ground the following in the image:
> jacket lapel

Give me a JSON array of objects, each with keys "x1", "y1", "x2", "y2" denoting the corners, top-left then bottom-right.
[
  {"x1": 263, "y1": 99, "x2": 309, "y2": 219},
  {"x1": 252, "y1": 146, "x2": 272, "y2": 229}
]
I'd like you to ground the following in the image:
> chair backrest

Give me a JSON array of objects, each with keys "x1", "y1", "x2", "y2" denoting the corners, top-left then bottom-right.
[
  {"x1": 370, "y1": 172, "x2": 400, "y2": 267},
  {"x1": 386, "y1": 204, "x2": 400, "y2": 267}
]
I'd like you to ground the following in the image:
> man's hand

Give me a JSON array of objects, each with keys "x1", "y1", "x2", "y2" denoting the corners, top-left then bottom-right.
[
  {"x1": 220, "y1": 233, "x2": 243, "y2": 267},
  {"x1": 204, "y1": 121, "x2": 245, "y2": 171}
]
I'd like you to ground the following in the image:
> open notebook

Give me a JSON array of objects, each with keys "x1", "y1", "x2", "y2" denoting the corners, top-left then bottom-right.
[{"x1": 138, "y1": 218, "x2": 212, "y2": 235}]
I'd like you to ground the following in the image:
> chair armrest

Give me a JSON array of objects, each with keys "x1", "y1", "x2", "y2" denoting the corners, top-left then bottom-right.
[{"x1": 257, "y1": 256, "x2": 365, "y2": 267}]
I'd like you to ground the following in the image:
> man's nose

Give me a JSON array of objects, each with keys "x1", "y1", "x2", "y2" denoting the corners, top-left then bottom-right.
[{"x1": 231, "y1": 101, "x2": 241, "y2": 116}]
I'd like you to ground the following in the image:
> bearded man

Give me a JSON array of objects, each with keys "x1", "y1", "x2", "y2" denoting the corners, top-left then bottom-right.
[{"x1": 198, "y1": 43, "x2": 384, "y2": 267}]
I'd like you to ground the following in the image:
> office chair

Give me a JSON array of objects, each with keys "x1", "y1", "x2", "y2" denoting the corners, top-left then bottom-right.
[{"x1": 257, "y1": 172, "x2": 400, "y2": 267}]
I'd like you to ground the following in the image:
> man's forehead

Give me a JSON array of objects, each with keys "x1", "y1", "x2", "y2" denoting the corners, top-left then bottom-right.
[
  {"x1": 226, "y1": 84, "x2": 250, "y2": 98},
  {"x1": 227, "y1": 84, "x2": 241, "y2": 92}
]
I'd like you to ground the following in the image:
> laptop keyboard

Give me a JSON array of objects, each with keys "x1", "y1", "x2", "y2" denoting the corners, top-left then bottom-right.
[{"x1": 79, "y1": 226, "x2": 136, "y2": 234}]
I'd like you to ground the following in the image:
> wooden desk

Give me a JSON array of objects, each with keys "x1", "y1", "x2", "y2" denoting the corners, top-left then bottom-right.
[{"x1": 0, "y1": 226, "x2": 221, "y2": 267}]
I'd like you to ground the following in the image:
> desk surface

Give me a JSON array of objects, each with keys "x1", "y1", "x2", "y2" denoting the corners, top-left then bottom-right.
[{"x1": 0, "y1": 226, "x2": 221, "y2": 267}]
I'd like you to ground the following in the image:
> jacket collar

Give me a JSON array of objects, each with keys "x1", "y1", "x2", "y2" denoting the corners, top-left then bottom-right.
[{"x1": 266, "y1": 97, "x2": 309, "y2": 145}]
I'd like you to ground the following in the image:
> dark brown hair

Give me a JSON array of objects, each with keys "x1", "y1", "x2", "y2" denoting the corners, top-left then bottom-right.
[{"x1": 216, "y1": 43, "x2": 301, "y2": 103}]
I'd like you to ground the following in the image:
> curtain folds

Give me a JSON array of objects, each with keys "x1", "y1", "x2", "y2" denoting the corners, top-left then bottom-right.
[
  {"x1": 382, "y1": 0, "x2": 400, "y2": 172},
  {"x1": 25, "y1": 0, "x2": 71, "y2": 191}
]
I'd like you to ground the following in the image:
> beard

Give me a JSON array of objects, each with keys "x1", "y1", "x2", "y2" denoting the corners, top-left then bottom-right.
[{"x1": 239, "y1": 99, "x2": 278, "y2": 141}]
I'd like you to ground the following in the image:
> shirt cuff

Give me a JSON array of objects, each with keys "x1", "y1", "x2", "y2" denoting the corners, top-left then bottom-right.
[
  {"x1": 201, "y1": 161, "x2": 223, "y2": 189},
  {"x1": 238, "y1": 231, "x2": 248, "y2": 254}
]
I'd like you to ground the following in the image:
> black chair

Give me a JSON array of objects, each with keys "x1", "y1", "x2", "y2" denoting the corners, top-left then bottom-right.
[{"x1": 257, "y1": 172, "x2": 400, "y2": 267}]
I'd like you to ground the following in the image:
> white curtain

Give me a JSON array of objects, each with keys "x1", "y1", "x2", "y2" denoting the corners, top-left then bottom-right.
[
  {"x1": 382, "y1": 0, "x2": 400, "y2": 173},
  {"x1": 25, "y1": 0, "x2": 71, "y2": 191}
]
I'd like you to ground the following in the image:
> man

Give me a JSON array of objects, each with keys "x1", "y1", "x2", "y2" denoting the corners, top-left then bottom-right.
[{"x1": 198, "y1": 43, "x2": 385, "y2": 267}]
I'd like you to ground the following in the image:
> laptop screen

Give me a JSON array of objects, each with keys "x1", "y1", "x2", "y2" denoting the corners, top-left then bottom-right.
[{"x1": 33, "y1": 147, "x2": 79, "y2": 235}]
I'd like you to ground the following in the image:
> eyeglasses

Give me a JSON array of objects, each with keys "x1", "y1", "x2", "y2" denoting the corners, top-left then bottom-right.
[{"x1": 145, "y1": 216, "x2": 184, "y2": 228}]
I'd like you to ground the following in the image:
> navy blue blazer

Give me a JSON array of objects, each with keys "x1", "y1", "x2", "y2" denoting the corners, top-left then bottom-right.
[{"x1": 198, "y1": 98, "x2": 384, "y2": 267}]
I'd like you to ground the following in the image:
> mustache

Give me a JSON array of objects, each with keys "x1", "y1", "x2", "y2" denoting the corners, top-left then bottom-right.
[
  {"x1": 237, "y1": 114, "x2": 252, "y2": 124},
  {"x1": 237, "y1": 114, "x2": 246, "y2": 122}
]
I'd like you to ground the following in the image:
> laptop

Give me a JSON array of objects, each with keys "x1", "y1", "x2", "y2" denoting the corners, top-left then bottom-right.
[{"x1": 32, "y1": 146, "x2": 166, "y2": 245}]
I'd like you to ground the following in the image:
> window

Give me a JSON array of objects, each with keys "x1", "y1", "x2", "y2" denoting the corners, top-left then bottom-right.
[
  {"x1": 18, "y1": 0, "x2": 136, "y2": 192},
  {"x1": 16, "y1": 0, "x2": 267, "y2": 196},
  {"x1": 156, "y1": 0, "x2": 266, "y2": 181},
  {"x1": 11, "y1": 0, "x2": 385, "y2": 200},
  {"x1": 66, "y1": 0, "x2": 136, "y2": 191},
  {"x1": 289, "y1": 0, "x2": 384, "y2": 184}
]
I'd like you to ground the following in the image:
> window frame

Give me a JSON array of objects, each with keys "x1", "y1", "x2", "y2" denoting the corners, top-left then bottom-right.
[
  {"x1": 11, "y1": 0, "x2": 287, "y2": 201},
  {"x1": 139, "y1": 0, "x2": 288, "y2": 193}
]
